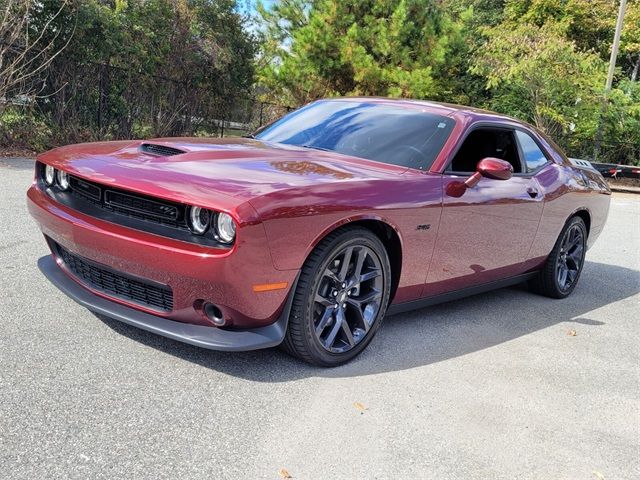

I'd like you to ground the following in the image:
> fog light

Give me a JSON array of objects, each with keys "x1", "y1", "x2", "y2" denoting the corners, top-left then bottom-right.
[
  {"x1": 203, "y1": 302, "x2": 225, "y2": 326},
  {"x1": 57, "y1": 170, "x2": 70, "y2": 190},
  {"x1": 44, "y1": 165, "x2": 56, "y2": 185}
]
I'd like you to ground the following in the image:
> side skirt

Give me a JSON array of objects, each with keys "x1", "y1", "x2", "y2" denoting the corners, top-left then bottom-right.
[{"x1": 386, "y1": 272, "x2": 539, "y2": 316}]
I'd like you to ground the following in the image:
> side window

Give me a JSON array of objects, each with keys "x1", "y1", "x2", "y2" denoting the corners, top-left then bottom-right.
[
  {"x1": 515, "y1": 131, "x2": 548, "y2": 173},
  {"x1": 448, "y1": 128, "x2": 523, "y2": 174}
]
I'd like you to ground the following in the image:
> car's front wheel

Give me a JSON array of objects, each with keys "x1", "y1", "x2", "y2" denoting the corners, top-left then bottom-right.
[{"x1": 282, "y1": 226, "x2": 391, "y2": 367}]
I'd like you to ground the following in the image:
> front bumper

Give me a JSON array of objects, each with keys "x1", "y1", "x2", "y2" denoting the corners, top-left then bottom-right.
[
  {"x1": 38, "y1": 255, "x2": 289, "y2": 351},
  {"x1": 27, "y1": 184, "x2": 298, "y2": 328}
]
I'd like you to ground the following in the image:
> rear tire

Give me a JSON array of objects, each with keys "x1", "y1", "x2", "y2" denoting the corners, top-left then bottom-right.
[
  {"x1": 282, "y1": 226, "x2": 391, "y2": 367},
  {"x1": 530, "y1": 216, "x2": 587, "y2": 299}
]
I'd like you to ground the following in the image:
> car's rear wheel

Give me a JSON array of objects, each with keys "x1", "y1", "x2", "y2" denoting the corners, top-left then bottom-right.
[
  {"x1": 282, "y1": 226, "x2": 391, "y2": 367},
  {"x1": 531, "y1": 216, "x2": 587, "y2": 298}
]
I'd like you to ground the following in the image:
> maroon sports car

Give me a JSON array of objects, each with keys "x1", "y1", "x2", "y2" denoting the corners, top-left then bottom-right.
[{"x1": 28, "y1": 98, "x2": 611, "y2": 366}]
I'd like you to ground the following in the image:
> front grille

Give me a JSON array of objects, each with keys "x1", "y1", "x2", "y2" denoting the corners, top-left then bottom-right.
[
  {"x1": 54, "y1": 167, "x2": 187, "y2": 229},
  {"x1": 105, "y1": 190, "x2": 179, "y2": 222},
  {"x1": 70, "y1": 176, "x2": 101, "y2": 201},
  {"x1": 54, "y1": 242, "x2": 174, "y2": 312},
  {"x1": 140, "y1": 143, "x2": 185, "y2": 157}
]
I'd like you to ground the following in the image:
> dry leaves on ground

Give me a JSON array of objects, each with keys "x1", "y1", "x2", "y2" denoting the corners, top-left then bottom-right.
[
  {"x1": 353, "y1": 402, "x2": 368, "y2": 414},
  {"x1": 567, "y1": 329, "x2": 577, "y2": 336},
  {"x1": 278, "y1": 467, "x2": 292, "y2": 479}
]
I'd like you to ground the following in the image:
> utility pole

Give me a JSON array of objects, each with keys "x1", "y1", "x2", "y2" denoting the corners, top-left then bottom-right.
[
  {"x1": 593, "y1": 0, "x2": 627, "y2": 161},
  {"x1": 606, "y1": 0, "x2": 628, "y2": 91}
]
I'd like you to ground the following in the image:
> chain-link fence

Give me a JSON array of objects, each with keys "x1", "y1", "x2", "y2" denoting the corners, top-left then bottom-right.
[{"x1": 36, "y1": 61, "x2": 292, "y2": 144}]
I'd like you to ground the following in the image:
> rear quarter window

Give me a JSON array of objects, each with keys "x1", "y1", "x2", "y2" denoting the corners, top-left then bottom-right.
[{"x1": 515, "y1": 130, "x2": 549, "y2": 173}]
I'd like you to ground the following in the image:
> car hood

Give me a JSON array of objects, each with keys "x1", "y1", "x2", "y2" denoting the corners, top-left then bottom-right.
[{"x1": 38, "y1": 138, "x2": 403, "y2": 210}]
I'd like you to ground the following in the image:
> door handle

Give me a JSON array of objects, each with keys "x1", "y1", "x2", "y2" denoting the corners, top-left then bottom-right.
[{"x1": 527, "y1": 187, "x2": 538, "y2": 198}]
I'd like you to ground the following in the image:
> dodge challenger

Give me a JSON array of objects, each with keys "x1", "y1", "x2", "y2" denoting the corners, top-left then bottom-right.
[{"x1": 28, "y1": 98, "x2": 611, "y2": 366}]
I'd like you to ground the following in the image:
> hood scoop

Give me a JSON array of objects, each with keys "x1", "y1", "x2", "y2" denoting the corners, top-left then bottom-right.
[{"x1": 140, "y1": 143, "x2": 186, "y2": 157}]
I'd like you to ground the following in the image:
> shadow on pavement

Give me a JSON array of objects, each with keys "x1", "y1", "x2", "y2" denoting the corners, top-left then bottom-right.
[{"x1": 96, "y1": 260, "x2": 639, "y2": 381}]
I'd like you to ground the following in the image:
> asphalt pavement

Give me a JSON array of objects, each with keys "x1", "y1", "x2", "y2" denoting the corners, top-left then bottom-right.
[{"x1": 1, "y1": 157, "x2": 638, "y2": 479}]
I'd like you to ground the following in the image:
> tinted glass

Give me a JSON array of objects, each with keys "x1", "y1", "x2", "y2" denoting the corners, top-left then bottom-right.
[
  {"x1": 516, "y1": 130, "x2": 548, "y2": 172},
  {"x1": 255, "y1": 100, "x2": 455, "y2": 170}
]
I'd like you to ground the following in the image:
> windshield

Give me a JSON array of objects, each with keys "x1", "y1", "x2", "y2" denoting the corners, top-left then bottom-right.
[{"x1": 255, "y1": 100, "x2": 455, "y2": 170}]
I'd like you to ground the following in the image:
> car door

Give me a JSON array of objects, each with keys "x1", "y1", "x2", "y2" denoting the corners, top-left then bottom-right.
[{"x1": 424, "y1": 125, "x2": 546, "y2": 297}]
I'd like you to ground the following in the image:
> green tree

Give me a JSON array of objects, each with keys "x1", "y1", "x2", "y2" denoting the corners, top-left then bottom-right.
[
  {"x1": 621, "y1": 2, "x2": 640, "y2": 81},
  {"x1": 501, "y1": 0, "x2": 640, "y2": 80},
  {"x1": 256, "y1": 0, "x2": 465, "y2": 105},
  {"x1": 43, "y1": 0, "x2": 255, "y2": 95},
  {"x1": 0, "y1": 0, "x2": 73, "y2": 111},
  {"x1": 34, "y1": 0, "x2": 256, "y2": 140},
  {"x1": 462, "y1": 0, "x2": 639, "y2": 163},
  {"x1": 601, "y1": 80, "x2": 640, "y2": 163},
  {"x1": 470, "y1": 21, "x2": 606, "y2": 141}
]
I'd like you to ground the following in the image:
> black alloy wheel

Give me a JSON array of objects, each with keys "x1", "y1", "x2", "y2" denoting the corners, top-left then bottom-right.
[
  {"x1": 531, "y1": 216, "x2": 587, "y2": 299},
  {"x1": 282, "y1": 226, "x2": 391, "y2": 367},
  {"x1": 556, "y1": 223, "x2": 585, "y2": 293},
  {"x1": 312, "y1": 244, "x2": 384, "y2": 353}
]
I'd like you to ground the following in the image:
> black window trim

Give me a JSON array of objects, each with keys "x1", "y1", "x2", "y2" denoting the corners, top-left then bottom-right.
[{"x1": 441, "y1": 121, "x2": 553, "y2": 178}]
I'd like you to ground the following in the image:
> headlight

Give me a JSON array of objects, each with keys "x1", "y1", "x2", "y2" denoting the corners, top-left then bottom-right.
[
  {"x1": 44, "y1": 165, "x2": 56, "y2": 185},
  {"x1": 188, "y1": 206, "x2": 211, "y2": 235},
  {"x1": 57, "y1": 170, "x2": 70, "y2": 190},
  {"x1": 215, "y1": 213, "x2": 236, "y2": 244}
]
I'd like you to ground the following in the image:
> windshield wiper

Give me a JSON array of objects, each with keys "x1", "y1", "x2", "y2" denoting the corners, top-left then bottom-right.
[{"x1": 299, "y1": 144, "x2": 333, "y2": 152}]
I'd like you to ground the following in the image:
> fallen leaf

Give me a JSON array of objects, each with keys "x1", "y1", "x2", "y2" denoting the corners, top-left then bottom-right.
[
  {"x1": 592, "y1": 470, "x2": 605, "y2": 480},
  {"x1": 278, "y1": 468, "x2": 292, "y2": 479},
  {"x1": 567, "y1": 329, "x2": 577, "y2": 336},
  {"x1": 353, "y1": 402, "x2": 368, "y2": 413}
]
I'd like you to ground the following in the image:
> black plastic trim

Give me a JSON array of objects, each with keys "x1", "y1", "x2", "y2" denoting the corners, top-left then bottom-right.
[
  {"x1": 140, "y1": 143, "x2": 185, "y2": 156},
  {"x1": 36, "y1": 163, "x2": 230, "y2": 248},
  {"x1": 441, "y1": 122, "x2": 553, "y2": 177},
  {"x1": 386, "y1": 272, "x2": 539, "y2": 315},
  {"x1": 38, "y1": 255, "x2": 297, "y2": 351},
  {"x1": 51, "y1": 240, "x2": 174, "y2": 313}
]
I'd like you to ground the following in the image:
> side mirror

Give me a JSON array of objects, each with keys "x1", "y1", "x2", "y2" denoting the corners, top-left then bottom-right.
[
  {"x1": 446, "y1": 158, "x2": 513, "y2": 198},
  {"x1": 477, "y1": 157, "x2": 513, "y2": 181}
]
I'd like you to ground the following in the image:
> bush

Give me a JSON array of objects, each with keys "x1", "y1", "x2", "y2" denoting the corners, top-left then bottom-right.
[{"x1": 0, "y1": 109, "x2": 53, "y2": 153}]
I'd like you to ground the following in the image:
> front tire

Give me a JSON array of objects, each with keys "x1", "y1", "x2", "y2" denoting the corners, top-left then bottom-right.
[
  {"x1": 531, "y1": 216, "x2": 587, "y2": 299},
  {"x1": 282, "y1": 227, "x2": 391, "y2": 367}
]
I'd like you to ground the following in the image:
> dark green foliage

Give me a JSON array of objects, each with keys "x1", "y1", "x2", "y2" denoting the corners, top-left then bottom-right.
[
  {"x1": 257, "y1": 0, "x2": 640, "y2": 164},
  {"x1": 2, "y1": 0, "x2": 256, "y2": 146},
  {"x1": 256, "y1": 0, "x2": 467, "y2": 105},
  {"x1": 1, "y1": 0, "x2": 638, "y2": 164}
]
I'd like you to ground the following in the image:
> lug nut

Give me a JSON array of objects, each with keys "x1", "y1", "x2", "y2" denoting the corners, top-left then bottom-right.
[{"x1": 341, "y1": 283, "x2": 346, "y2": 288}]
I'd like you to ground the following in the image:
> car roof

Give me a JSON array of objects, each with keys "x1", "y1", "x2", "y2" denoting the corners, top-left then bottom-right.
[{"x1": 324, "y1": 96, "x2": 523, "y2": 125}]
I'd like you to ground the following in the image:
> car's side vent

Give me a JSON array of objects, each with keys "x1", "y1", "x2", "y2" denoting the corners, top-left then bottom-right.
[
  {"x1": 140, "y1": 143, "x2": 185, "y2": 157},
  {"x1": 569, "y1": 158, "x2": 597, "y2": 171}
]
